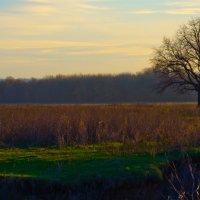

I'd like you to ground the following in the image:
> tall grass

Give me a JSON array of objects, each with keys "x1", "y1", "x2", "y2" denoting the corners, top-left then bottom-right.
[{"x1": 0, "y1": 104, "x2": 199, "y2": 152}]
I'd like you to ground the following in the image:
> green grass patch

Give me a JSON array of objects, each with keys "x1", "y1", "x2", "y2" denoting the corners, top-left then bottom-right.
[{"x1": 0, "y1": 144, "x2": 196, "y2": 186}]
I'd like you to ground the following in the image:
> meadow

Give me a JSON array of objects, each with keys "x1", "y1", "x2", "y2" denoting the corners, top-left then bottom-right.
[
  {"x1": 0, "y1": 103, "x2": 200, "y2": 152},
  {"x1": 0, "y1": 103, "x2": 200, "y2": 199}
]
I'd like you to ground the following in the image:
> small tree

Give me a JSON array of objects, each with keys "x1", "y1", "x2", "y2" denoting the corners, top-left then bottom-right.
[{"x1": 152, "y1": 18, "x2": 200, "y2": 106}]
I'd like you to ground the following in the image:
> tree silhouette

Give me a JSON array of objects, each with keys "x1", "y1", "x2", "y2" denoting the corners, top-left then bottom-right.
[{"x1": 152, "y1": 18, "x2": 200, "y2": 105}]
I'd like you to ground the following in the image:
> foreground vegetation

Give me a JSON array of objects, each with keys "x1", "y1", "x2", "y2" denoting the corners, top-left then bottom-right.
[
  {"x1": 0, "y1": 104, "x2": 200, "y2": 199},
  {"x1": 0, "y1": 144, "x2": 169, "y2": 184},
  {"x1": 0, "y1": 144, "x2": 200, "y2": 199},
  {"x1": 2, "y1": 144, "x2": 200, "y2": 183},
  {"x1": 0, "y1": 104, "x2": 200, "y2": 153}
]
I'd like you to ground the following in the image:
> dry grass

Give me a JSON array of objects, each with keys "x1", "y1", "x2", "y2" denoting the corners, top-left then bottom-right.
[{"x1": 0, "y1": 103, "x2": 199, "y2": 152}]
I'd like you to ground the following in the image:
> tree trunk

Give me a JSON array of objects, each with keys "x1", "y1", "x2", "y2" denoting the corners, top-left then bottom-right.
[{"x1": 198, "y1": 90, "x2": 200, "y2": 107}]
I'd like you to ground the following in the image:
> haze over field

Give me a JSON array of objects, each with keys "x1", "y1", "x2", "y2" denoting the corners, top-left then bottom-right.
[{"x1": 0, "y1": 0, "x2": 200, "y2": 78}]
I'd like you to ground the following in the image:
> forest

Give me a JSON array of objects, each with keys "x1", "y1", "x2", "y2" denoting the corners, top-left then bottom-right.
[{"x1": 0, "y1": 69, "x2": 196, "y2": 103}]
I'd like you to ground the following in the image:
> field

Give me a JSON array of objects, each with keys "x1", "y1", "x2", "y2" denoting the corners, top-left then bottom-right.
[
  {"x1": 1, "y1": 103, "x2": 200, "y2": 199},
  {"x1": 1, "y1": 103, "x2": 200, "y2": 150}
]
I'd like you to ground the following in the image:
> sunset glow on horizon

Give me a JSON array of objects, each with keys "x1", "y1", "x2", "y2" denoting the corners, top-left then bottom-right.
[{"x1": 0, "y1": 0, "x2": 199, "y2": 78}]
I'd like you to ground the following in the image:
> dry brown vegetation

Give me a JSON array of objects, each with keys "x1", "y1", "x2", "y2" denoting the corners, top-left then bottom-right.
[{"x1": 0, "y1": 104, "x2": 199, "y2": 153}]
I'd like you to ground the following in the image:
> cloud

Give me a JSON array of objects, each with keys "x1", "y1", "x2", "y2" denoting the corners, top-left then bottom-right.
[
  {"x1": 1, "y1": 0, "x2": 193, "y2": 77},
  {"x1": 0, "y1": 0, "x2": 112, "y2": 38},
  {"x1": 166, "y1": 8, "x2": 200, "y2": 15},
  {"x1": 78, "y1": 4, "x2": 112, "y2": 11},
  {"x1": 128, "y1": 10, "x2": 159, "y2": 14},
  {"x1": 18, "y1": 5, "x2": 58, "y2": 15},
  {"x1": 0, "y1": 40, "x2": 119, "y2": 49},
  {"x1": 164, "y1": 1, "x2": 200, "y2": 15},
  {"x1": 0, "y1": 37, "x2": 153, "y2": 77},
  {"x1": 129, "y1": 8, "x2": 200, "y2": 15},
  {"x1": 64, "y1": 47, "x2": 152, "y2": 56},
  {"x1": 128, "y1": 1, "x2": 200, "y2": 15},
  {"x1": 0, "y1": 40, "x2": 153, "y2": 57},
  {"x1": 164, "y1": 1, "x2": 200, "y2": 7},
  {"x1": 0, "y1": 15, "x2": 65, "y2": 36},
  {"x1": 25, "y1": 0, "x2": 51, "y2": 3},
  {"x1": 0, "y1": 0, "x2": 97, "y2": 16}
]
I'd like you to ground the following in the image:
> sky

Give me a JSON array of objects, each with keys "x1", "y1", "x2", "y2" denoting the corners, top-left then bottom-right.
[{"x1": 0, "y1": 0, "x2": 200, "y2": 78}]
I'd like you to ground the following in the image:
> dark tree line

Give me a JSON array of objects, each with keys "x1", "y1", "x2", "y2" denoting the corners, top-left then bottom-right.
[{"x1": 0, "y1": 70, "x2": 195, "y2": 103}]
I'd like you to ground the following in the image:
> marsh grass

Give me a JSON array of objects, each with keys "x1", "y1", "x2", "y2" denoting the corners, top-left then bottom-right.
[{"x1": 0, "y1": 103, "x2": 199, "y2": 153}]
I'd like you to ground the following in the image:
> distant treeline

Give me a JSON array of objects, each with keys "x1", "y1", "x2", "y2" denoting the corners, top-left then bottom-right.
[{"x1": 0, "y1": 69, "x2": 196, "y2": 103}]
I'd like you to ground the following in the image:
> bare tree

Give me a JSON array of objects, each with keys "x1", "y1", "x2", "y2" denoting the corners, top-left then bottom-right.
[{"x1": 152, "y1": 18, "x2": 200, "y2": 105}]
